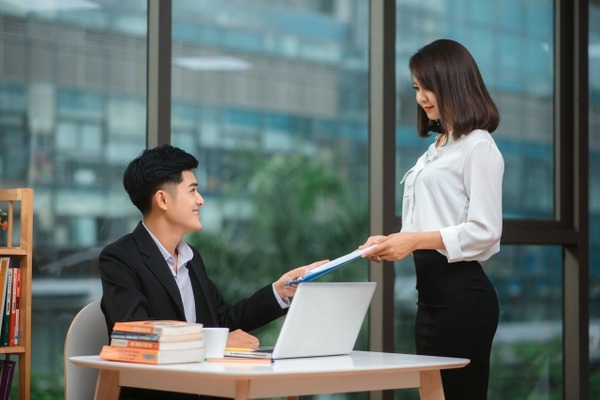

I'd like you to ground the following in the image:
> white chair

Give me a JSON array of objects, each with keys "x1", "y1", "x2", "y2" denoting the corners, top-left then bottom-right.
[{"x1": 64, "y1": 300, "x2": 108, "y2": 400}]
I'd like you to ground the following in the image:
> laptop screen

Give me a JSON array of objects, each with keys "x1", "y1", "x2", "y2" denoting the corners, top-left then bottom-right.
[
  {"x1": 224, "y1": 282, "x2": 376, "y2": 360},
  {"x1": 272, "y1": 282, "x2": 376, "y2": 359}
]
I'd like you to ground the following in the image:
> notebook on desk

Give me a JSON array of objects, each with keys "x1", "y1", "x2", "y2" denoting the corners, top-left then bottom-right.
[{"x1": 225, "y1": 282, "x2": 377, "y2": 360}]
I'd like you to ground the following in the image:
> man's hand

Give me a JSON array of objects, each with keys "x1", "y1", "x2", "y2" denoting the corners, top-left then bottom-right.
[
  {"x1": 273, "y1": 260, "x2": 329, "y2": 299},
  {"x1": 226, "y1": 329, "x2": 260, "y2": 349}
]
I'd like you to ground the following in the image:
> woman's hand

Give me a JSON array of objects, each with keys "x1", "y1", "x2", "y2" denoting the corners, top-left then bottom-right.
[
  {"x1": 359, "y1": 235, "x2": 386, "y2": 250},
  {"x1": 361, "y1": 233, "x2": 417, "y2": 262},
  {"x1": 273, "y1": 260, "x2": 329, "y2": 299},
  {"x1": 361, "y1": 231, "x2": 444, "y2": 262}
]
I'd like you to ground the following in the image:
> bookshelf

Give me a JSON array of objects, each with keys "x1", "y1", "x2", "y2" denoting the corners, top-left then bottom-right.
[{"x1": 0, "y1": 189, "x2": 32, "y2": 400}]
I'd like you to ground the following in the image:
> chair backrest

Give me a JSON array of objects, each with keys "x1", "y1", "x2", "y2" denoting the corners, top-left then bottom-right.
[{"x1": 64, "y1": 300, "x2": 108, "y2": 400}]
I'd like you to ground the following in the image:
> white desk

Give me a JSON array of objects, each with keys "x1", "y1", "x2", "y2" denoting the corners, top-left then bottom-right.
[{"x1": 69, "y1": 351, "x2": 468, "y2": 400}]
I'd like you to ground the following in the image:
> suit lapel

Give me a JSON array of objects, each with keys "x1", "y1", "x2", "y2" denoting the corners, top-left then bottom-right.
[
  {"x1": 186, "y1": 255, "x2": 219, "y2": 325},
  {"x1": 132, "y1": 223, "x2": 186, "y2": 317}
]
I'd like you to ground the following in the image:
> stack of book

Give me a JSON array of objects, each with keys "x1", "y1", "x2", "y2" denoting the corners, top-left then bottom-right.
[{"x1": 100, "y1": 320, "x2": 205, "y2": 364}]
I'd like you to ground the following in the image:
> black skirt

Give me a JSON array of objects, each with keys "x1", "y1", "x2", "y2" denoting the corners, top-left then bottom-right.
[{"x1": 413, "y1": 250, "x2": 499, "y2": 400}]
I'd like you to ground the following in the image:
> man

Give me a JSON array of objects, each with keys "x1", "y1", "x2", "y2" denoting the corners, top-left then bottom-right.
[{"x1": 99, "y1": 144, "x2": 324, "y2": 399}]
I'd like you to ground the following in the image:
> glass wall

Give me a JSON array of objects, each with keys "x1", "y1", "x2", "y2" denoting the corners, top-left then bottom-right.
[{"x1": 0, "y1": 0, "x2": 147, "y2": 396}]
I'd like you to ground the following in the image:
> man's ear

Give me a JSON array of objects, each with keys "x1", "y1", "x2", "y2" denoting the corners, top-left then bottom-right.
[{"x1": 154, "y1": 189, "x2": 168, "y2": 211}]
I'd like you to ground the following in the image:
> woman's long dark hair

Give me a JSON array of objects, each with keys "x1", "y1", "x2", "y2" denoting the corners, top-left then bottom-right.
[{"x1": 409, "y1": 39, "x2": 500, "y2": 139}]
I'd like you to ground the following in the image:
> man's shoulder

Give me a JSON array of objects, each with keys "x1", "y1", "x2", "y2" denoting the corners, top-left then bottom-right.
[
  {"x1": 101, "y1": 224, "x2": 150, "y2": 255},
  {"x1": 100, "y1": 233, "x2": 138, "y2": 261},
  {"x1": 103, "y1": 232, "x2": 134, "y2": 249}
]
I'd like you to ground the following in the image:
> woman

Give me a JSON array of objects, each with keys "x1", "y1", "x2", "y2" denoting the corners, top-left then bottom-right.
[{"x1": 361, "y1": 39, "x2": 503, "y2": 400}]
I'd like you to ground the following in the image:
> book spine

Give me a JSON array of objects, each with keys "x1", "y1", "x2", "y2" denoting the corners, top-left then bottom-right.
[
  {"x1": 110, "y1": 332, "x2": 160, "y2": 341},
  {"x1": 99, "y1": 345, "x2": 161, "y2": 364},
  {"x1": 112, "y1": 324, "x2": 158, "y2": 334},
  {"x1": 0, "y1": 269, "x2": 12, "y2": 346},
  {"x1": 12, "y1": 268, "x2": 20, "y2": 345},
  {"x1": 110, "y1": 338, "x2": 160, "y2": 350},
  {"x1": 0, "y1": 259, "x2": 10, "y2": 348},
  {"x1": 8, "y1": 268, "x2": 17, "y2": 347},
  {"x1": 112, "y1": 321, "x2": 202, "y2": 335},
  {"x1": 110, "y1": 338, "x2": 204, "y2": 350}
]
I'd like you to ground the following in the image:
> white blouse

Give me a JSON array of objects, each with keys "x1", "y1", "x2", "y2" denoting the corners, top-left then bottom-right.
[{"x1": 401, "y1": 129, "x2": 504, "y2": 262}]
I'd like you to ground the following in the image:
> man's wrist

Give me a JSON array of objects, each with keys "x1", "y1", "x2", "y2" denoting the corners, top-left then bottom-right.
[
  {"x1": 272, "y1": 283, "x2": 290, "y2": 308},
  {"x1": 274, "y1": 281, "x2": 285, "y2": 299}
]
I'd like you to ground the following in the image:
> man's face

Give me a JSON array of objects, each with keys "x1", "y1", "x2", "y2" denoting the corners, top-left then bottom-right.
[{"x1": 164, "y1": 170, "x2": 204, "y2": 234}]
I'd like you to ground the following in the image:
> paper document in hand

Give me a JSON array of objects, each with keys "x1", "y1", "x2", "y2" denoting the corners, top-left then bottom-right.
[{"x1": 287, "y1": 245, "x2": 377, "y2": 286}]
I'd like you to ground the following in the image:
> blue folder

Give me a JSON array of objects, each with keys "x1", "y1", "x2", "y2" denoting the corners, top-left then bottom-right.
[{"x1": 286, "y1": 245, "x2": 377, "y2": 286}]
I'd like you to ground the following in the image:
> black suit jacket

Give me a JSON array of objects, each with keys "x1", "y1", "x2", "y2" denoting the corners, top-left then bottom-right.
[{"x1": 99, "y1": 222, "x2": 287, "y2": 338}]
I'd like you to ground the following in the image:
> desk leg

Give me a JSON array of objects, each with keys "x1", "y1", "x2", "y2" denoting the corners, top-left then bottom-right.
[
  {"x1": 94, "y1": 370, "x2": 121, "y2": 400},
  {"x1": 418, "y1": 370, "x2": 445, "y2": 400},
  {"x1": 235, "y1": 379, "x2": 250, "y2": 400}
]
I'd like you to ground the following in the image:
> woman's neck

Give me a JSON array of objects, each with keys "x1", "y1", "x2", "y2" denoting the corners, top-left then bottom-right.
[{"x1": 435, "y1": 134, "x2": 448, "y2": 148}]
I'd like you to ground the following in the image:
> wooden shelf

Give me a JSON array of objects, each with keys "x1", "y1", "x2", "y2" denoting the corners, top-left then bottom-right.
[
  {"x1": 0, "y1": 249, "x2": 27, "y2": 257},
  {"x1": 0, "y1": 346, "x2": 25, "y2": 354},
  {"x1": 0, "y1": 188, "x2": 32, "y2": 400}
]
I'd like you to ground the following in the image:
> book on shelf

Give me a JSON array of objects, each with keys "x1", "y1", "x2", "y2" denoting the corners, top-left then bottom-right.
[
  {"x1": 0, "y1": 258, "x2": 9, "y2": 344},
  {"x1": 0, "y1": 358, "x2": 16, "y2": 400},
  {"x1": 12, "y1": 268, "x2": 20, "y2": 346},
  {"x1": 110, "y1": 331, "x2": 204, "y2": 342},
  {"x1": 99, "y1": 345, "x2": 205, "y2": 364},
  {"x1": 112, "y1": 320, "x2": 203, "y2": 336},
  {"x1": 110, "y1": 337, "x2": 204, "y2": 350},
  {"x1": 8, "y1": 267, "x2": 20, "y2": 346},
  {"x1": 0, "y1": 268, "x2": 12, "y2": 346}
]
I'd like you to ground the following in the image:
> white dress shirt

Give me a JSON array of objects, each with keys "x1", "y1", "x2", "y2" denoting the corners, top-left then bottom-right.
[
  {"x1": 401, "y1": 129, "x2": 504, "y2": 262},
  {"x1": 144, "y1": 223, "x2": 197, "y2": 322}
]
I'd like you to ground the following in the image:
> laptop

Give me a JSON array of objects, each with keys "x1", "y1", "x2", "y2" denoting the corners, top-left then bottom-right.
[{"x1": 224, "y1": 282, "x2": 376, "y2": 360}]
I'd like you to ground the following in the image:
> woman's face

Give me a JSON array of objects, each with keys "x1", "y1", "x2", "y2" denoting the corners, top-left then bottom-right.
[{"x1": 413, "y1": 77, "x2": 441, "y2": 121}]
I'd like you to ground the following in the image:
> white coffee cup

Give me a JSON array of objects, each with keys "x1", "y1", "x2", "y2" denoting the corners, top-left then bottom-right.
[{"x1": 203, "y1": 327, "x2": 229, "y2": 358}]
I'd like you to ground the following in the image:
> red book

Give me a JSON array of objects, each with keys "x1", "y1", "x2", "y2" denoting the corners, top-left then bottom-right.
[
  {"x1": 8, "y1": 268, "x2": 19, "y2": 347},
  {"x1": 99, "y1": 345, "x2": 205, "y2": 364},
  {"x1": 112, "y1": 320, "x2": 203, "y2": 336},
  {"x1": 110, "y1": 331, "x2": 204, "y2": 342},
  {"x1": 110, "y1": 338, "x2": 204, "y2": 350},
  {"x1": 12, "y1": 268, "x2": 21, "y2": 345}
]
